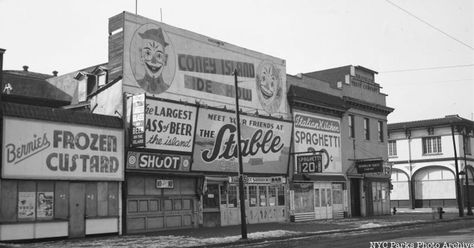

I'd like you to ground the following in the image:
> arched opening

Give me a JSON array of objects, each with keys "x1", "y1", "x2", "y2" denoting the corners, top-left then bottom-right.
[
  {"x1": 461, "y1": 165, "x2": 474, "y2": 208},
  {"x1": 390, "y1": 169, "x2": 410, "y2": 208},
  {"x1": 413, "y1": 166, "x2": 456, "y2": 208}
]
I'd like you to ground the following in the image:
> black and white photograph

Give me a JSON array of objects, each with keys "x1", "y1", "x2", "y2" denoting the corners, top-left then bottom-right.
[{"x1": 0, "y1": 0, "x2": 473, "y2": 247}]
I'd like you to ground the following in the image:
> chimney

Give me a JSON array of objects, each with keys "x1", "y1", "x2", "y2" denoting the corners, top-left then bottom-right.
[
  {"x1": 53, "y1": 70, "x2": 58, "y2": 77},
  {"x1": 23, "y1": 65, "x2": 29, "y2": 72}
]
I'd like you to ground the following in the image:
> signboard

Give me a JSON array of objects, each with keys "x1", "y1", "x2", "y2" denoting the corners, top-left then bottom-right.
[
  {"x1": 228, "y1": 176, "x2": 286, "y2": 184},
  {"x1": 122, "y1": 12, "x2": 287, "y2": 115},
  {"x1": 293, "y1": 111, "x2": 342, "y2": 173},
  {"x1": 18, "y1": 192, "x2": 36, "y2": 219},
  {"x1": 296, "y1": 154, "x2": 322, "y2": 173},
  {"x1": 363, "y1": 162, "x2": 392, "y2": 178},
  {"x1": 156, "y1": 179, "x2": 174, "y2": 189},
  {"x1": 37, "y1": 192, "x2": 54, "y2": 218},
  {"x1": 2, "y1": 117, "x2": 124, "y2": 181},
  {"x1": 126, "y1": 151, "x2": 191, "y2": 172},
  {"x1": 131, "y1": 93, "x2": 146, "y2": 147},
  {"x1": 144, "y1": 98, "x2": 197, "y2": 152},
  {"x1": 356, "y1": 160, "x2": 383, "y2": 174},
  {"x1": 192, "y1": 108, "x2": 292, "y2": 174}
]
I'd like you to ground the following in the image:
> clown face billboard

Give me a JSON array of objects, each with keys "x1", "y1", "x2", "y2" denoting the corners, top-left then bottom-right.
[
  {"x1": 293, "y1": 110, "x2": 342, "y2": 174},
  {"x1": 192, "y1": 108, "x2": 292, "y2": 174},
  {"x1": 120, "y1": 12, "x2": 287, "y2": 116}
]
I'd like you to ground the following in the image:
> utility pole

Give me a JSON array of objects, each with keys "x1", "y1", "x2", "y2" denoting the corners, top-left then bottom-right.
[
  {"x1": 451, "y1": 125, "x2": 464, "y2": 217},
  {"x1": 462, "y1": 127, "x2": 473, "y2": 215},
  {"x1": 233, "y1": 69, "x2": 247, "y2": 239}
]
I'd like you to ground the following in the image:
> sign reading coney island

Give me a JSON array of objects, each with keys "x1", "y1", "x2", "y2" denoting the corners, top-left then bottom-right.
[
  {"x1": 2, "y1": 117, "x2": 124, "y2": 181},
  {"x1": 192, "y1": 108, "x2": 291, "y2": 174},
  {"x1": 293, "y1": 110, "x2": 342, "y2": 173},
  {"x1": 121, "y1": 12, "x2": 287, "y2": 115},
  {"x1": 144, "y1": 98, "x2": 197, "y2": 153}
]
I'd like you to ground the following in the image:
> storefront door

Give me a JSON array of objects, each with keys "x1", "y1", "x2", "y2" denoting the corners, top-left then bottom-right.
[
  {"x1": 203, "y1": 184, "x2": 221, "y2": 227},
  {"x1": 314, "y1": 183, "x2": 332, "y2": 219},
  {"x1": 69, "y1": 183, "x2": 85, "y2": 238}
]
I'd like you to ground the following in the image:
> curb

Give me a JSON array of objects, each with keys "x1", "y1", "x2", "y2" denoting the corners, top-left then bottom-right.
[{"x1": 193, "y1": 217, "x2": 474, "y2": 248}]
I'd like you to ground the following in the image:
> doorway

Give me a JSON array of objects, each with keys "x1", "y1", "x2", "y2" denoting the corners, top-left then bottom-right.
[
  {"x1": 350, "y1": 178, "x2": 361, "y2": 217},
  {"x1": 314, "y1": 183, "x2": 332, "y2": 219},
  {"x1": 69, "y1": 183, "x2": 85, "y2": 238}
]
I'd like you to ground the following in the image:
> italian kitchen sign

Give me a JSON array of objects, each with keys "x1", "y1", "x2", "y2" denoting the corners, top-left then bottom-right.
[
  {"x1": 192, "y1": 108, "x2": 292, "y2": 174},
  {"x1": 293, "y1": 110, "x2": 342, "y2": 173},
  {"x1": 144, "y1": 98, "x2": 197, "y2": 153},
  {"x1": 2, "y1": 117, "x2": 124, "y2": 181}
]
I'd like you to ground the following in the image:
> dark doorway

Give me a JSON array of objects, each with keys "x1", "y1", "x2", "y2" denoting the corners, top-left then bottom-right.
[{"x1": 350, "y1": 178, "x2": 361, "y2": 217}]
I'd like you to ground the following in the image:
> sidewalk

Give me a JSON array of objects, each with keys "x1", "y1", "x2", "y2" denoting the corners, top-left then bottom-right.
[{"x1": 2, "y1": 211, "x2": 473, "y2": 248}]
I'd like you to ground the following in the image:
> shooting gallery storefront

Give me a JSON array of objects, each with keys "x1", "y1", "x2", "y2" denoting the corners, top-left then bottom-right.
[
  {"x1": 289, "y1": 107, "x2": 348, "y2": 222},
  {"x1": 125, "y1": 97, "x2": 200, "y2": 233},
  {"x1": 0, "y1": 103, "x2": 123, "y2": 241}
]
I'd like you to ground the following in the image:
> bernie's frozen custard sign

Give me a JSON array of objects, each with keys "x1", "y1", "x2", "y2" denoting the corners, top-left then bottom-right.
[
  {"x1": 145, "y1": 98, "x2": 197, "y2": 152},
  {"x1": 192, "y1": 108, "x2": 291, "y2": 174},
  {"x1": 2, "y1": 117, "x2": 124, "y2": 180}
]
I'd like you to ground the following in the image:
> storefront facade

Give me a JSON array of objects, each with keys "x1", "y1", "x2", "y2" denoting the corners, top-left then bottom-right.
[
  {"x1": 192, "y1": 107, "x2": 292, "y2": 227},
  {"x1": 0, "y1": 103, "x2": 123, "y2": 241},
  {"x1": 287, "y1": 86, "x2": 348, "y2": 222},
  {"x1": 103, "y1": 12, "x2": 292, "y2": 231},
  {"x1": 124, "y1": 96, "x2": 200, "y2": 233}
]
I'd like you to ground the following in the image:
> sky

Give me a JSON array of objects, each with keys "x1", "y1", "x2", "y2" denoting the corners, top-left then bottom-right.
[{"x1": 1, "y1": 0, "x2": 473, "y2": 123}]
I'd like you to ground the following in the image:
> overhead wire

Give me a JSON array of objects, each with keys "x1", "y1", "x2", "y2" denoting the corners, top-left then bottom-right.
[
  {"x1": 384, "y1": 0, "x2": 474, "y2": 51},
  {"x1": 380, "y1": 64, "x2": 474, "y2": 73}
]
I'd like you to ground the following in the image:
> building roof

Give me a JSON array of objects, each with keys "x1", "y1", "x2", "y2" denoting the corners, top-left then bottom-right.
[
  {"x1": 388, "y1": 115, "x2": 474, "y2": 131},
  {"x1": 2, "y1": 66, "x2": 71, "y2": 103},
  {"x1": 1, "y1": 102, "x2": 122, "y2": 129},
  {"x1": 287, "y1": 85, "x2": 347, "y2": 113},
  {"x1": 343, "y1": 96, "x2": 394, "y2": 116}
]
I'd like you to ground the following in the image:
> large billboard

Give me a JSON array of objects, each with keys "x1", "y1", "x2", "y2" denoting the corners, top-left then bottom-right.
[
  {"x1": 192, "y1": 108, "x2": 292, "y2": 174},
  {"x1": 121, "y1": 12, "x2": 287, "y2": 116},
  {"x1": 293, "y1": 111, "x2": 342, "y2": 173},
  {"x1": 2, "y1": 117, "x2": 124, "y2": 181},
  {"x1": 144, "y1": 98, "x2": 197, "y2": 153}
]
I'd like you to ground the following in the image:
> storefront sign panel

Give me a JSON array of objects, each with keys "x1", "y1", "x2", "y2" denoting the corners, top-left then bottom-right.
[
  {"x1": 144, "y1": 99, "x2": 197, "y2": 152},
  {"x1": 131, "y1": 93, "x2": 146, "y2": 147},
  {"x1": 126, "y1": 151, "x2": 191, "y2": 172},
  {"x1": 122, "y1": 12, "x2": 287, "y2": 115},
  {"x1": 356, "y1": 161, "x2": 383, "y2": 174},
  {"x1": 293, "y1": 111, "x2": 342, "y2": 173},
  {"x1": 2, "y1": 117, "x2": 124, "y2": 181},
  {"x1": 296, "y1": 154, "x2": 322, "y2": 173},
  {"x1": 192, "y1": 108, "x2": 291, "y2": 174}
]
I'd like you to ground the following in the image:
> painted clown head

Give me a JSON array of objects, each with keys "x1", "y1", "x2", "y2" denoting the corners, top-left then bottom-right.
[{"x1": 138, "y1": 28, "x2": 169, "y2": 79}]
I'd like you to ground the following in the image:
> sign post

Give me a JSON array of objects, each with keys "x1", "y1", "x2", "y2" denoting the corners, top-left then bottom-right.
[{"x1": 234, "y1": 69, "x2": 247, "y2": 239}]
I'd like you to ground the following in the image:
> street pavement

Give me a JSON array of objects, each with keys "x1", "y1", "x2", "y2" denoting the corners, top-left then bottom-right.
[{"x1": 1, "y1": 209, "x2": 473, "y2": 248}]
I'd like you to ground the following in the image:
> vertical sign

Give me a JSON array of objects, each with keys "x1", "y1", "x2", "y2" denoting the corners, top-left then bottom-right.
[{"x1": 131, "y1": 93, "x2": 146, "y2": 147}]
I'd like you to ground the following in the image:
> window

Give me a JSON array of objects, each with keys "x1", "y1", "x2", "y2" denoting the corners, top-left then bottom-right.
[
  {"x1": 249, "y1": 186, "x2": 257, "y2": 207},
  {"x1": 388, "y1": 140, "x2": 397, "y2": 156},
  {"x1": 464, "y1": 136, "x2": 472, "y2": 155},
  {"x1": 258, "y1": 186, "x2": 267, "y2": 206},
  {"x1": 277, "y1": 185, "x2": 285, "y2": 206},
  {"x1": 364, "y1": 118, "x2": 370, "y2": 140},
  {"x1": 348, "y1": 115, "x2": 355, "y2": 138},
  {"x1": 422, "y1": 136, "x2": 442, "y2": 155},
  {"x1": 378, "y1": 121, "x2": 384, "y2": 142},
  {"x1": 228, "y1": 185, "x2": 238, "y2": 208}
]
